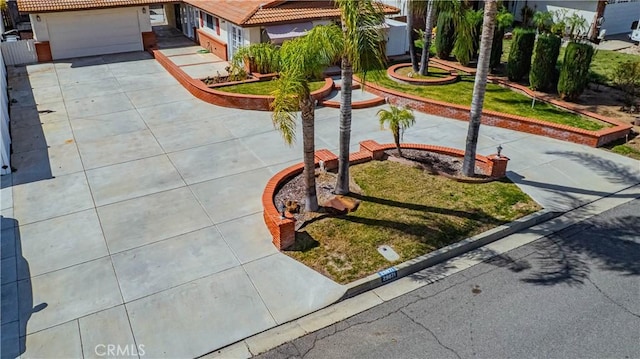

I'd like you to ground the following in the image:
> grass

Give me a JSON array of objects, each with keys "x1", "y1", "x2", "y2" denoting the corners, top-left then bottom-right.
[
  {"x1": 395, "y1": 66, "x2": 451, "y2": 79},
  {"x1": 287, "y1": 161, "x2": 540, "y2": 284},
  {"x1": 216, "y1": 79, "x2": 326, "y2": 95},
  {"x1": 611, "y1": 144, "x2": 640, "y2": 160},
  {"x1": 369, "y1": 70, "x2": 608, "y2": 131}
]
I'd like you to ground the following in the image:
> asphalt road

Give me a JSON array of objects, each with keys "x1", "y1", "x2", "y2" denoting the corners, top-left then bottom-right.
[{"x1": 256, "y1": 199, "x2": 640, "y2": 359}]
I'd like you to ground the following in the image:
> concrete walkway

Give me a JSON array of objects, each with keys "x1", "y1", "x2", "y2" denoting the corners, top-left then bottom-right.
[{"x1": 1, "y1": 51, "x2": 639, "y2": 358}]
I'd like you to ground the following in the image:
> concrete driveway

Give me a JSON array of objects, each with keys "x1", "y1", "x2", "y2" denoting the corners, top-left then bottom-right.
[{"x1": 1, "y1": 51, "x2": 639, "y2": 358}]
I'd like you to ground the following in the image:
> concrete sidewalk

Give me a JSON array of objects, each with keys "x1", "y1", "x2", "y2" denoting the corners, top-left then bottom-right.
[{"x1": 1, "y1": 51, "x2": 639, "y2": 358}]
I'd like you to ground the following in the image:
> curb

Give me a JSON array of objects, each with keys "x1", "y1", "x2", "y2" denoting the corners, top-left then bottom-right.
[{"x1": 342, "y1": 209, "x2": 561, "y2": 299}]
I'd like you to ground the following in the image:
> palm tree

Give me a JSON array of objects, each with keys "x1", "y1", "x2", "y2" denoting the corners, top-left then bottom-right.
[
  {"x1": 271, "y1": 25, "x2": 342, "y2": 212},
  {"x1": 377, "y1": 105, "x2": 416, "y2": 157},
  {"x1": 334, "y1": 0, "x2": 385, "y2": 195},
  {"x1": 462, "y1": 0, "x2": 498, "y2": 177},
  {"x1": 418, "y1": 0, "x2": 435, "y2": 76},
  {"x1": 407, "y1": 1, "x2": 419, "y2": 72}
]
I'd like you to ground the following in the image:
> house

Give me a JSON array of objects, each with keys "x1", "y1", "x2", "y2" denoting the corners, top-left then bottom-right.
[{"x1": 16, "y1": 0, "x2": 400, "y2": 62}]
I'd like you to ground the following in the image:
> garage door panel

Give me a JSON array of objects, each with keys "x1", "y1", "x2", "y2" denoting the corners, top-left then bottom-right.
[{"x1": 47, "y1": 9, "x2": 143, "y2": 59}]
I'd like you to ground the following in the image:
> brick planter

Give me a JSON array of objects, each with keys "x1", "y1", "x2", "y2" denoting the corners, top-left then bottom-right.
[
  {"x1": 150, "y1": 49, "x2": 334, "y2": 111},
  {"x1": 262, "y1": 140, "x2": 506, "y2": 250},
  {"x1": 356, "y1": 75, "x2": 632, "y2": 147},
  {"x1": 387, "y1": 63, "x2": 459, "y2": 86}
]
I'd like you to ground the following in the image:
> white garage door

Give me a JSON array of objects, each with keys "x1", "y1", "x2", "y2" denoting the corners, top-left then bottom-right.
[{"x1": 47, "y1": 9, "x2": 143, "y2": 60}]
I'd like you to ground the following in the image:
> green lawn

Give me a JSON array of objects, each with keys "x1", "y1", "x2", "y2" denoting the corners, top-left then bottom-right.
[
  {"x1": 216, "y1": 79, "x2": 326, "y2": 95},
  {"x1": 289, "y1": 161, "x2": 540, "y2": 284},
  {"x1": 369, "y1": 70, "x2": 608, "y2": 131},
  {"x1": 611, "y1": 144, "x2": 640, "y2": 160}
]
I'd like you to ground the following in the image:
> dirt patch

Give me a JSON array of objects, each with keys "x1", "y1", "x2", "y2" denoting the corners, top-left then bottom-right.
[{"x1": 386, "y1": 149, "x2": 490, "y2": 180}]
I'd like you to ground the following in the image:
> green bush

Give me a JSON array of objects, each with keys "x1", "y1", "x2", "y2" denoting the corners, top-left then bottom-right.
[
  {"x1": 233, "y1": 43, "x2": 280, "y2": 74},
  {"x1": 529, "y1": 33, "x2": 561, "y2": 91},
  {"x1": 490, "y1": 29, "x2": 504, "y2": 70},
  {"x1": 507, "y1": 28, "x2": 536, "y2": 81},
  {"x1": 612, "y1": 61, "x2": 640, "y2": 107},
  {"x1": 557, "y1": 42, "x2": 595, "y2": 101},
  {"x1": 435, "y1": 11, "x2": 455, "y2": 59}
]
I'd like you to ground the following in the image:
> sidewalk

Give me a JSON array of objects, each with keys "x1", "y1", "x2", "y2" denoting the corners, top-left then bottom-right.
[{"x1": 1, "y1": 52, "x2": 638, "y2": 358}]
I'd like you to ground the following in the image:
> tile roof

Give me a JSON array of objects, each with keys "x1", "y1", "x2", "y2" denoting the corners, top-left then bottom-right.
[
  {"x1": 17, "y1": 0, "x2": 175, "y2": 13},
  {"x1": 187, "y1": 0, "x2": 400, "y2": 27},
  {"x1": 244, "y1": 1, "x2": 400, "y2": 26}
]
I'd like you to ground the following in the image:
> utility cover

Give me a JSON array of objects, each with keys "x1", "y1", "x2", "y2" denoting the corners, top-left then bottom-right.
[{"x1": 377, "y1": 245, "x2": 400, "y2": 261}]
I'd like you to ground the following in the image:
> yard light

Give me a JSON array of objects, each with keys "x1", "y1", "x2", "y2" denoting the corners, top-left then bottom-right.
[{"x1": 497, "y1": 144, "x2": 503, "y2": 157}]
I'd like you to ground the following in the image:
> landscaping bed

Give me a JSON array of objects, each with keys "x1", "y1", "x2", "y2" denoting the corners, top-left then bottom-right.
[
  {"x1": 369, "y1": 70, "x2": 609, "y2": 131},
  {"x1": 277, "y1": 159, "x2": 539, "y2": 284},
  {"x1": 216, "y1": 79, "x2": 326, "y2": 95}
]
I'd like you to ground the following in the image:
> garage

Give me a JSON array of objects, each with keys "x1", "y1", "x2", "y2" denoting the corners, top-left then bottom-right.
[{"x1": 47, "y1": 9, "x2": 143, "y2": 59}]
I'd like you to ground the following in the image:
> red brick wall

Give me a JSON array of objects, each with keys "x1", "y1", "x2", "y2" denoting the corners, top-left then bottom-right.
[
  {"x1": 141, "y1": 31, "x2": 157, "y2": 50},
  {"x1": 196, "y1": 29, "x2": 228, "y2": 61},
  {"x1": 150, "y1": 48, "x2": 334, "y2": 111}
]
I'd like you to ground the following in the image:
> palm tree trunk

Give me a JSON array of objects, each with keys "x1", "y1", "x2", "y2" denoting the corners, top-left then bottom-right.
[
  {"x1": 300, "y1": 92, "x2": 319, "y2": 212},
  {"x1": 335, "y1": 56, "x2": 353, "y2": 195},
  {"x1": 418, "y1": 0, "x2": 435, "y2": 76},
  {"x1": 463, "y1": 0, "x2": 497, "y2": 177},
  {"x1": 394, "y1": 130, "x2": 402, "y2": 157},
  {"x1": 407, "y1": 2, "x2": 418, "y2": 72}
]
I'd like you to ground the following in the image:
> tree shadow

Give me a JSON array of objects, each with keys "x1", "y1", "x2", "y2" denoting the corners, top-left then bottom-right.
[
  {"x1": 284, "y1": 231, "x2": 320, "y2": 253},
  {"x1": 1, "y1": 216, "x2": 47, "y2": 358},
  {"x1": 544, "y1": 150, "x2": 640, "y2": 186},
  {"x1": 6, "y1": 69, "x2": 54, "y2": 186}
]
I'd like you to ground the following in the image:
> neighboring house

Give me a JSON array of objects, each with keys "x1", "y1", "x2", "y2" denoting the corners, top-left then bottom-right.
[
  {"x1": 16, "y1": 0, "x2": 400, "y2": 62},
  {"x1": 511, "y1": 0, "x2": 639, "y2": 37}
]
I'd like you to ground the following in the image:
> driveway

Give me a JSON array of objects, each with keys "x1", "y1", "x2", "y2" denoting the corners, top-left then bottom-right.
[{"x1": 1, "y1": 51, "x2": 639, "y2": 358}]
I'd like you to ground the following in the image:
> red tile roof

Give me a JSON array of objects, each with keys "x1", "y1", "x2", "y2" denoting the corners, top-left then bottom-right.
[
  {"x1": 188, "y1": 0, "x2": 400, "y2": 27},
  {"x1": 17, "y1": 0, "x2": 175, "y2": 13},
  {"x1": 244, "y1": 1, "x2": 399, "y2": 26},
  {"x1": 18, "y1": 0, "x2": 400, "y2": 26}
]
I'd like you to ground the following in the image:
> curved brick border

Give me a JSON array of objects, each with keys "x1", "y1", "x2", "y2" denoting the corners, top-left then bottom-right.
[
  {"x1": 355, "y1": 75, "x2": 632, "y2": 147},
  {"x1": 319, "y1": 96, "x2": 386, "y2": 109},
  {"x1": 150, "y1": 49, "x2": 334, "y2": 111},
  {"x1": 388, "y1": 63, "x2": 459, "y2": 85},
  {"x1": 262, "y1": 140, "x2": 508, "y2": 250}
]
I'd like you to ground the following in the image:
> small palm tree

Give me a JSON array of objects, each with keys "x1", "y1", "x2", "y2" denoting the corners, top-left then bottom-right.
[
  {"x1": 377, "y1": 105, "x2": 416, "y2": 157},
  {"x1": 271, "y1": 25, "x2": 342, "y2": 212}
]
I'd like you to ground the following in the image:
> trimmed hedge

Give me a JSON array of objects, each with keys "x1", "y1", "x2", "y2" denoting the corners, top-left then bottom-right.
[
  {"x1": 490, "y1": 28, "x2": 504, "y2": 70},
  {"x1": 558, "y1": 42, "x2": 595, "y2": 101},
  {"x1": 507, "y1": 28, "x2": 536, "y2": 81},
  {"x1": 435, "y1": 11, "x2": 456, "y2": 59},
  {"x1": 529, "y1": 33, "x2": 561, "y2": 91}
]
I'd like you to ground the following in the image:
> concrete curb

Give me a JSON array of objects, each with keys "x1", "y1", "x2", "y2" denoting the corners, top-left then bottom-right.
[{"x1": 342, "y1": 209, "x2": 561, "y2": 299}]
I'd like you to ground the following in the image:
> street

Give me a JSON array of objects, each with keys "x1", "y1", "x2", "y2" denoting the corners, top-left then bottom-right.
[{"x1": 257, "y1": 199, "x2": 640, "y2": 359}]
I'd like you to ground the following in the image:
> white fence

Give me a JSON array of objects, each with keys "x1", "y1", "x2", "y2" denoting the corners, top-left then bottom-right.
[
  {"x1": 1, "y1": 49, "x2": 11, "y2": 175},
  {"x1": 0, "y1": 39, "x2": 37, "y2": 66}
]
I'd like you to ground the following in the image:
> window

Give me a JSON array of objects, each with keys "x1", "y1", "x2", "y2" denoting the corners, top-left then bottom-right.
[
  {"x1": 205, "y1": 14, "x2": 214, "y2": 29},
  {"x1": 230, "y1": 25, "x2": 243, "y2": 57}
]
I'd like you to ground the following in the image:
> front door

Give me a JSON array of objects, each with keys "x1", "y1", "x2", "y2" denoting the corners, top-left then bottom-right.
[{"x1": 174, "y1": 4, "x2": 182, "y2": 31}]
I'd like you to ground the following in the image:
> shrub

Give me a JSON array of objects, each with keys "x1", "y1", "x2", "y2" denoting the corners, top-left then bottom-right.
[
  {"x1": 453, "y1": 9, "x2": 482, "y2": 66},
  {"x1": 612, "y1": 61, "x2": 640, "y2": 108},
  {"x1": 435, "y1": 11, "x2": 455, "y2": 59},
  {"x1": 507, "y1": 28, "x2": 536, "y2": 81},
  {"x1": 233, "y1": 43, "x2": 280, "y2": 74},
  {"x1": 490, "y1": 7, "x2": 515, "y2": 70},
  {"x1": 557, "y1": 42, "x2": 595, "y2": 101},
  {"x1": 529, "y1": 33, "x2": 561, "y2": 91}
]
